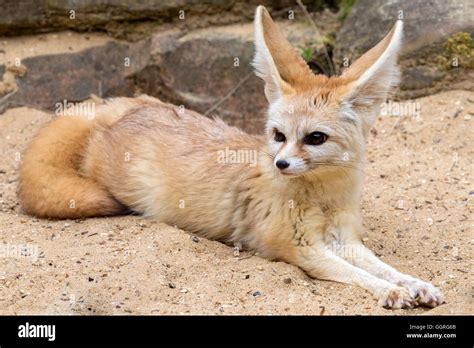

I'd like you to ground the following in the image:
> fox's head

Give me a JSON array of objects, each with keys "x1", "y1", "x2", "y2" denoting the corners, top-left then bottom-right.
[{"x1": 253, "y1": 6, "x2": 403, "y2": 178}]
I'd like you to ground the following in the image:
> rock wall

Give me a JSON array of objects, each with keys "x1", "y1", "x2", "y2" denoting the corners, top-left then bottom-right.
[
  {"x1": 0, "y1": 0, "x2": 472, "y2": 133},
  {"x1": 334, "y1": 0, "x2": 474, "y2": 99},
  {"x1": 0, "y1": 18, "x2": 320, "y2": 132},
  {"x1": 0, "y1": 0, "x2": 296, "y2": 38},
  {"x1": 0, "y1": 2, "x2": 325, "y2": 133}
]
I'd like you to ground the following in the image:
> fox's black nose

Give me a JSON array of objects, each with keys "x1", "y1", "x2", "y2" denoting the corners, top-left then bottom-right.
[{"x1": 275, "y1": 159, "x2": 290, "y2": 170}]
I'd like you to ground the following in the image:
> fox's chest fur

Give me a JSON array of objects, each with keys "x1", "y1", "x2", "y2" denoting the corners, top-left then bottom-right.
[{"x1": 79, "y1": 99, "x2": 362, "y2": 261}]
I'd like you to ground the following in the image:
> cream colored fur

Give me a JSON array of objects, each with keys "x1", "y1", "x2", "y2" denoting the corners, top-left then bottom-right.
[{"x1": 18, "y1": 6, "x2": 443, "y2": 309}]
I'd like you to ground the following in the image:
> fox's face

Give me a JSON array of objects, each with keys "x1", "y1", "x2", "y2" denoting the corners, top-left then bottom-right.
[
  {"x1": 265, "y1": 91, "x2": 365, "y2": 176},
  {"x1": 253, "y1": 6, "x2": 402, "y2": 177}
]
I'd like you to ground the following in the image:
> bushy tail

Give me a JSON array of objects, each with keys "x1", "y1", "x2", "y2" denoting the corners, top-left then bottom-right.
[{"x1": 18, "y1": 98, "x2": 141, "y2": 219}]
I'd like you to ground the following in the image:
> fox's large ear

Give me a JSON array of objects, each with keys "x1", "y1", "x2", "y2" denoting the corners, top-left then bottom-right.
[
  {"x1": 341, "y1": 20, "x2": 403, "y2": 130},
  {"x1": 252, "y1": 6, "x2": 312, "y2": 103}
]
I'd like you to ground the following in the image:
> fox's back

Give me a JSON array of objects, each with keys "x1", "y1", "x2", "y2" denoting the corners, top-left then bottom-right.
[{"x1": 81, "y1": 97, "x2": 267, "y2": 239}]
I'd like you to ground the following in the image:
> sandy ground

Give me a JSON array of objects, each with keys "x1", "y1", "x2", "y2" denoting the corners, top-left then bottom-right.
[{"x1": 0, "y1": 90, "x2": 472, "y2": 315}]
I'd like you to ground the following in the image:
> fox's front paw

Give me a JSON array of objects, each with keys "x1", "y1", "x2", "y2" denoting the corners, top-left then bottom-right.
[
  {"x1": 378, "y1": 286, "x2": 416, "y2": 309},
  {"x1": 398, "y1": 278, "x2": 444, "y2": 308}
]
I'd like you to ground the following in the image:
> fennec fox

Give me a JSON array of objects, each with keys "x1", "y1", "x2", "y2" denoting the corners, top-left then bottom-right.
[{"x1": 19, "y1": 6, "x2": 443, "y2": 309}]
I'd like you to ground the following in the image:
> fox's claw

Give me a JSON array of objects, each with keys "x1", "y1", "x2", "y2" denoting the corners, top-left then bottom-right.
[
  {"x1": 378, "y1": 286, "x2": 416, "y2": 309},
  {"x1": 398, "y1": 279, "x2": 444, "y2": 308}
]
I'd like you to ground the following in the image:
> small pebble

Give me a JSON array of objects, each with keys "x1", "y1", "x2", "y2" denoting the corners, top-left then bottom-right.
[
  {"x1": 283, "y1": 278, "x2": 292, "y2": 284},
  {"x1": 168, "y1": 283, "x2": 176, "y2": 289},
  {"x1": 191, "y1": 236, "x2": 200, "y2": 243},
  {"x1": 252, "y1": 290, "x2": 261, "y2": 297}
]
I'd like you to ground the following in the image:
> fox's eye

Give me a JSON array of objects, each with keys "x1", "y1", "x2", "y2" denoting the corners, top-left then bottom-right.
[
  {"x1": 304, "y1": 132, "x2": 328, "y2": 146},
  {"x1": 274, "y1": 130, "x2": 286, "y2": 142}
]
